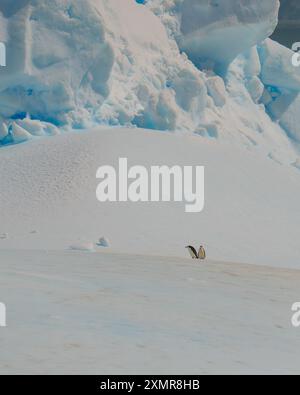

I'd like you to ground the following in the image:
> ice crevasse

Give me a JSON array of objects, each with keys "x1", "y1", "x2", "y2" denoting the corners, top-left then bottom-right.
[{"x1": 0, "y1": 0, "x2": 299, "y2": 165}]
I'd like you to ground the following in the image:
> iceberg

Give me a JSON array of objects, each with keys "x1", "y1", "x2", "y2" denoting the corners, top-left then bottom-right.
[
  {"x1": 148, "y1": 0, "x2": 280, "y2": 71},
  {"x1": 258, "y1": 39, "x2": 300, "y2": 143},
  {"x1": 0, "y1": 0, "x2": 207, "y2": 136},
  {"x1": 0, "y1": 0, "x2": 298, "y2": 165}
]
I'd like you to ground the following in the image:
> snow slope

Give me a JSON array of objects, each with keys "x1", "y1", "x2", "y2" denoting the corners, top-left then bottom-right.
[
  {"x1": 0, "y1": 127, "x2": 300, "y2": 268},
  {"x1": 1, "y1": 250, "x2": 300, "y2": 374}
]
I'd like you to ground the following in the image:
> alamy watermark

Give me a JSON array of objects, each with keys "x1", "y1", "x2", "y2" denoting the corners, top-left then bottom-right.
[
  {"x1": 291, "y1": 42, "x2": 300, "y2": 67},
  {"x1": 291, "y1": 302, "x2": 300, "y2": 328},
  {"x1": 0, "y1": 302, "x2": 6, "y2": 327},
  {"x1": 0, "y1": 42, "x2": 6, "y2": 67},
  {"x1": 96, "y1": 158, "x2": 205, "y2": 213}
]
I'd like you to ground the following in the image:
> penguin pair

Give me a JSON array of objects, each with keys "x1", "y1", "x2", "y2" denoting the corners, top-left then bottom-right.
[{"x1": 186, "y1": 245, "x2": 206, "y2": 260}]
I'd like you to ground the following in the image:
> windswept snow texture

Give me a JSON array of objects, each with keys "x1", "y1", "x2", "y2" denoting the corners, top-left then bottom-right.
[
  {"x1": 0, "y1": 0, "x2": 299, "y2": 165},
  {"x1": 1, "y1": 250, "x2": 300, "y2": 374}
]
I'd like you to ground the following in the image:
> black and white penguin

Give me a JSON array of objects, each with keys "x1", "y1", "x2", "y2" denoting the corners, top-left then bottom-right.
[{"x1": 185, "y1": 245, "x2": 198, "y2": 259}]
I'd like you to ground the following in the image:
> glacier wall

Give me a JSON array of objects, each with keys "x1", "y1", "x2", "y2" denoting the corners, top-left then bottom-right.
[{"x1": 0, "y1": 0, "x2": 299, "y2": 165}]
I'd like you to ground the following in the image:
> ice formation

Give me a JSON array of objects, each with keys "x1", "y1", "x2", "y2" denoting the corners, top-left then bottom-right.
[
  {"x1": 0, "y1": 0, "x2": 299, "y2": 165},
  {"x1": 148, "y1": 0, "x2": 280, "y2": 70}
]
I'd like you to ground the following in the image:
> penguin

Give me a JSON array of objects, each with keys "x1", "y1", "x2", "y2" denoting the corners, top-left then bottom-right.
[
  {"x1": 198, "y1": 246, "x2": 206, "y2": 260},
  {"x1": 185, "y1": 245, "x2": 198, "y2": 259}
]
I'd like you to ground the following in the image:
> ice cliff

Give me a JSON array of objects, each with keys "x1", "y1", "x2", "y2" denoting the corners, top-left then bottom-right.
[{"x1": 0, "y1": 0, "x2": 299, "y2": 165}]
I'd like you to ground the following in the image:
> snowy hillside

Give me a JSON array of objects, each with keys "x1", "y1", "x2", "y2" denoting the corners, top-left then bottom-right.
[
  {"x1": 0, "y1": 0, "x2": 299, "y2": 166},
  {"x1": 1, "y1": 127, "x2": 300, "y2": 268}
]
